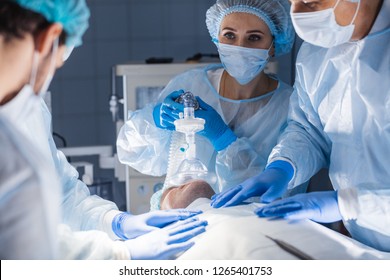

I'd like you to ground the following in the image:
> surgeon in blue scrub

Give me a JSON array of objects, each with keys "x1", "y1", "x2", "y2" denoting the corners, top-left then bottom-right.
[
  {"x1": 212, "y1": 0, "x2": 390, "y2": 252},
  {"x1": 117, "y1": 0, "x2": 299, "y2": 210},
  {"x1": 0, "y1": 0, "x2": 206, "y2": 259}
]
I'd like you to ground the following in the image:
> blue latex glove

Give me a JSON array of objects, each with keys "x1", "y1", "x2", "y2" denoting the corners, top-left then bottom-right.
[
  {"x1": 112, "y1": 209, "x2": 202, "y2": 240},
  {"x1": 195, "y1": 97, "x2": 237, "y2": 151},
  {"x1": 255, "y1": 191, "x2": 342, "y2": 223},
  {"x1": 125, "y1": 217, "x2": 207, "y2": 260},
  {"x1": 211, "y1": 160, "x2": 294, "y2": 208},
  {"x1": 153, "y1": 90, "x2": 184, "y2": 130}
]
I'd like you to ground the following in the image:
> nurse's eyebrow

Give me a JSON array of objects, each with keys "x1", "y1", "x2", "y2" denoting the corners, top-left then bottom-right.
[
  {"x1": 222, "y1": 27, "x2": 265, "y2": 35},
  {"x1": 246, "y1": 29, "x2": 265, "y2": 35},
  {"x1": 221, "y1": 27, "x2": 237, "y2": 31}
]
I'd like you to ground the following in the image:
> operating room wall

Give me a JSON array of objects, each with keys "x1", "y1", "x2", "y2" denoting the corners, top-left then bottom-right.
[{"x1": 49, "y1": 0, "x2": 296, "y2": 210}]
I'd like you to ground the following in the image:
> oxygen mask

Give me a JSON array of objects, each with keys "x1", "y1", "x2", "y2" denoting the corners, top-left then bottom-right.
[{"x1": 166, "y1": 92, "x2": 216, "y2": 186}]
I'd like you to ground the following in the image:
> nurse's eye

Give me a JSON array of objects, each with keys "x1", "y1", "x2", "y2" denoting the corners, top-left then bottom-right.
[
  {"x1": 303, "y1": 1, "x2": 320, "y2": 9},
  {"x1": 304, "y1": 3, "x2": 317, "y2": 9},
  {"x1": 248, "y1": 34, "x2": 262, "y2": 42},
  {"x1": 223, "y1": 32, "x2": 235, "y2": 40}
]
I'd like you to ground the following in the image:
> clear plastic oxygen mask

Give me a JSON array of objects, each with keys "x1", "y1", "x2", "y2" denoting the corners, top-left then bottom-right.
[{"x1": 166, "y1": 92, "x2": 216, "y2": 186}]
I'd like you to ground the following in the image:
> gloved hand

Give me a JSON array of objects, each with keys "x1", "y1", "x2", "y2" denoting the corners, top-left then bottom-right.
[
  {"x1": 112, "y1": 209, "x2": 202, "y2": 240},
  {"x1": 211, "y1": 160, "x2": 294, "y2": 208},
  {"x1": 255, "y1": 191, "x2": 341, "y2": 223},
  {"x1": 125, "y1": 217, "x2": 207, "y2": 260},
  {"x1": 153, "y1": 90, "x2": 184, "y2": 130},
  {"x1": 195, "y1": 97, "x2": 237, "y2": 151}
]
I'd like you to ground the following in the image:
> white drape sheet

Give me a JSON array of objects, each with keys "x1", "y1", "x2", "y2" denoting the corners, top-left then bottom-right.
[{"x1": 178, "y1": 198, "x2": 390, "y2": 260}]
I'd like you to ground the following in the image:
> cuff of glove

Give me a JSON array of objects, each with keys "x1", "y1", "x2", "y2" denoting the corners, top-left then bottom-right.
[
  {"x1": 338, "y1": 188, "x2": 359, "y2": 221},
  {"x1": 112, "y1": 212, "x2": 131, "y2": 240},
  {"x1": 103, "y1": 210, "x2": 122, "y2": 240},
  {"x1": 150, "y1": 189, "x2": 163, "y2": 210},
  {"x1": 266, "y1": 160, "x2": 294, "y2": 181},
  {"x1": 153, "y1": 103, "x2": 163, "y2": 128},
  {"x1": 213, "y1": 128, "x2": 237, "y2": 152}
]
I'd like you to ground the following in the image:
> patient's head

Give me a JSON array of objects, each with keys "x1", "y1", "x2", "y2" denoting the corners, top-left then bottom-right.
[{"x1": 160, "y1": 179, "x2": 215, "y2": 210}]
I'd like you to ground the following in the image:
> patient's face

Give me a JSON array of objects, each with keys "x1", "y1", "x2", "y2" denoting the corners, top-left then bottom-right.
[{"x1": 160, "y1": 180, "x2": 215, "y2": 210}]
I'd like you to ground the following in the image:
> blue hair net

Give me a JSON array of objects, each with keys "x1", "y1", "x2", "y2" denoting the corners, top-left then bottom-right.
[
  {"x1": 206, "y1": 0, "x2": 295, "y2": 57},
  {"x1": 13, "y1": 0, "x2": 90, "y2": 47}
]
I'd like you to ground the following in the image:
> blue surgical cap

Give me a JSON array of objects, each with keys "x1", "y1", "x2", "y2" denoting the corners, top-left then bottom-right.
[
  {"x1": 206, "y1": 0, "x2": 295, "y2": 57},
  {"x1": 13, "y1": 0, "x2": 90, "y2": 47}
]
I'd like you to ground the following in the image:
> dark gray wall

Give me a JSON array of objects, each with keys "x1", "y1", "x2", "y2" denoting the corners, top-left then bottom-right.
[{"x1": 51, "y1": 0, "x2": 297, "y2": 149}]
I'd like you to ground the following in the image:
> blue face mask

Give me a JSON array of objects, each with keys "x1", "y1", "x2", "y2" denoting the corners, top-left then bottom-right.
[{"x1": 216, "y1": 42, "x2": 272, "y2": 85}]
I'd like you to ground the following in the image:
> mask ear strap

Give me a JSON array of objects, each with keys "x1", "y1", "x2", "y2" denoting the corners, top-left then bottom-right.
[
  {"x1": 47, "y1": 37, "x2": 59, "y2": 77},
  {"x1": 268, "y1": 40, "x2": 274, "y2": 51},
  {"x1": 38, "y1": 37, "x2": 59, "y2": 96},
  {"x1": 266, "y1": 40, "x2": 274, "y2": 57},
  {"x1": 333, "y1": 0, "x2": 342, "y2": 9},
  {"x1": 350, "y1": 0, "x2": 361, "y2": 24},
  {"x1": 29, "y1": 51, "x2": 39, "y2": 87}
]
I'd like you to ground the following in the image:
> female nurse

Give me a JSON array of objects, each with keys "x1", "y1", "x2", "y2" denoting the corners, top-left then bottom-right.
[{"x1": 117, "y1": 0, "x2": 300, "y2": 210}]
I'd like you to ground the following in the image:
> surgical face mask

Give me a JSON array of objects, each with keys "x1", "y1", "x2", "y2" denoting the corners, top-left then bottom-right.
[
  {"x1": 291, "y1": 0, "x2": 361, "y2": 48},
  {"x1": 0, "y1": 84, "x2": 41, "y2": 140},
  {"x1": 63, "y1": 45, "x2": 74, "y2": 62},
  {"x1": 29, "y1": 37, "x2": 59, "y2": 97},
  {"x1": 216, "y1": 42, "x2": 272, "y2": 85},
  {"x1": 12, "y1": 85, "x2": 41, "y2": 124}
]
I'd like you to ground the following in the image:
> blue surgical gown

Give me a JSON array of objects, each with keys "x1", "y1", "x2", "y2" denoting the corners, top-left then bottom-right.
[
  {"x1": 269, "y1": 0, "x2": 390, "y2": 252},
  {"x1": 117, "y1": 64, "x2": 294, "y2": 202}
]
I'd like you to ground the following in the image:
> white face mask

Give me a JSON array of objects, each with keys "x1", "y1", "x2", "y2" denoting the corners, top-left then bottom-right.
[
  {"x1": 216, "y1": 42, "x2": 271, "y2": 85},
  {"x1": 63, "y1": 45, "x2": 74, "y2": 62},
  {"x1": 0, "y1": 84, "x2": 40, "y2": 125},
  {"x1": 291, "y1": 0, "x2": 361, "y2": 48},
  {"x1": 29, "y1": 37, "x2": 59, "y2": 97}
]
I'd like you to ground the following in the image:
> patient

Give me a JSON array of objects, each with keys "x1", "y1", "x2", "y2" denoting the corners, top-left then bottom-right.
[
  {"x1": 160, "y1": 180, "x2": 215, "y2": 210},
  {"x1": 157, "y1": 180, "x2": 386, "y2": 260}
]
